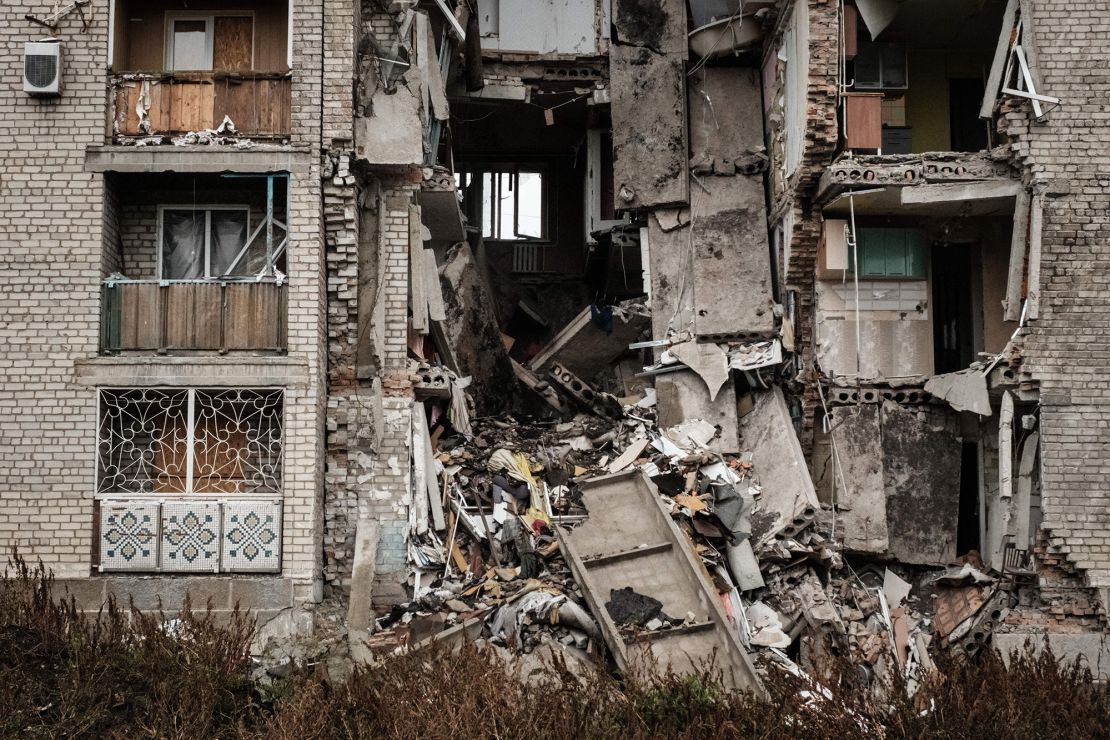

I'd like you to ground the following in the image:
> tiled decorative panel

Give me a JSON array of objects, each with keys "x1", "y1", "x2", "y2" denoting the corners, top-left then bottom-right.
[
  {"x1": 160, "y1": 502, "x2": 220, "y2": 572},
  {"x1": 222, "y1": 500, "x2": 282, "y2": 572},
  {"x1": 100, "y1": 501, "x2": 159, "y2": 571}
]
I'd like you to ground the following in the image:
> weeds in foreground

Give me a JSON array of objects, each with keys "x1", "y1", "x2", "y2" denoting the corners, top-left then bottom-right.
[{"x1": 3, "y1": 552, "x2": 1109, "y2": 739}]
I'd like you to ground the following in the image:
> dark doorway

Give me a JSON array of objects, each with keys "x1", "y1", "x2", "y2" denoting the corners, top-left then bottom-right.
[
  {"x1": 932, "y1": 244, "x2": 976, "y2": 374},
  {"x1": 949, "y1": 78, "x2": 988, "y2": 152},
  {"x1": 956, "y1": 442, "x2": 981, "y2": 556}
]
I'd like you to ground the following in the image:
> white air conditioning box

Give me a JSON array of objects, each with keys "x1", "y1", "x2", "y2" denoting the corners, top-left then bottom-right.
[{"x1": 24, "y1": 39, "x2": 63, "y2": 96}]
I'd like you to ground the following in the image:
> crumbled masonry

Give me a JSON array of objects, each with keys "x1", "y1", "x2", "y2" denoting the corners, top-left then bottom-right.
[{"x1": 3, "y1": 0, "x2": 1110, "y2": 699}]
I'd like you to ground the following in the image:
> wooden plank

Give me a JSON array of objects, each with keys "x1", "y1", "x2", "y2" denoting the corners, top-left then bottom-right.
[
  {"x1": 224, "y1": 282, "x2": 283, "y2": 350},
  {"x1": 118, "y1": 283, "x2": 162, "y2": 350},
  {"x1": 980, "y1": 0, "x2": 1019, "y2": 119},
  {"x1": 213, "y1": 16, "x2": 254, "y2": 72}
]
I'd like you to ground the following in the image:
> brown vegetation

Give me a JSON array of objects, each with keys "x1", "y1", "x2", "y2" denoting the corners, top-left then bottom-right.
[{"x1": 3, "y1": 553, "x2": 1109, "y2": 739}]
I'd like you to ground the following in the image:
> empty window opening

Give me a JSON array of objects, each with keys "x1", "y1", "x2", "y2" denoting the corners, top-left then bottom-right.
[
  {"x1": 956, "y1": 441, "x2": 981, "y2": 556},
  {"x1": 458, "y1": 167, "x2": 548, "y2": 241}
]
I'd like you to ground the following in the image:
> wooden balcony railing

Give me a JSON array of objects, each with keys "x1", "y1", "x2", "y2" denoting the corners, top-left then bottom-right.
[
  {"x1": 110, "y1": 73, "x2": 292, "y2": 141},
  {"x1": 100, "y1": 280, "x2": 287, "y2": 354}
]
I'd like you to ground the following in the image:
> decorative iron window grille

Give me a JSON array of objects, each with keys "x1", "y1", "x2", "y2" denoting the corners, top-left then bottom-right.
[{"x1": 97, "y1": 388, "x2": 284, "y2": 496}]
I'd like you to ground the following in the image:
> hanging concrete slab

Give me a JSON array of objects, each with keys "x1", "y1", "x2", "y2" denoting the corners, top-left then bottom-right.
[
  {"x1": 825, "y1": 405, "x2": 888, "y2": 554},
  {"x1": 882, "y1": 402, "x2": 961, "y2": 565},
  {"x1": 557, "y1": 469, "x2": 763, "y2": 693},
  {"x1": 925, "y1": 369, "x2": 993, "y2": 416},
  {"x1": 528, "y1": 303, "x2": 650, "y2": 383},
  {"x1": 610, "y1": 45, "x2": 689, "y2": 210}
]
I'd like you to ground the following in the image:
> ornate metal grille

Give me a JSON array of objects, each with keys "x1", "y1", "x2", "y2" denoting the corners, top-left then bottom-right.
[{"x1": 97, "y1": 388, "x2": 283, "y2": 495}]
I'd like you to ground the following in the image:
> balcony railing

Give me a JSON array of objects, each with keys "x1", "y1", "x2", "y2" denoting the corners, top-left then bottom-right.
[
  {"x1": 109, "y1": 73, "x2": 292, "y2": 142},
  {"x1": 100, "y1": 280, "x2": 287, "y2": 354}
]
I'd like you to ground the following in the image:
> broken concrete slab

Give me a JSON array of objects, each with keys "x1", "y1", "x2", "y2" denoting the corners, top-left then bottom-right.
[
  {"x1": 656, "y1": 371, "x2": 739, "y2": 453},
  {"x1": 354, "y1": 72, "x2": 424, "y2": 167},
  {"x1": 528, "y1": 302, "x2": 650, "y2": 383},
  {"x1": 994, "y1": 632, "x2": 1110, "y2": 679},
  {"x1": 882, "y1": 402, "x2": 961, "y2": 566},
  {"x1": 824, "y1": 405, "x2": 889, "y2": 554},
  {"x1": 558, "y1": 469, "x2": 763, "y2": 692},
  {"x1": 738, "y1": 388, "x2": 820, "y2": 544},
  {"x1": 669, "y1": 340, "x2": 730, "y2": 402},
  {"x1": 610, "y1": 45, "x2": 689, "y2": 210},
  {"x1": 612, "y1": 0, "x2": 687, "y2": 54},
  {"x1": 347, "y1": 517, "x2": 380, "y2": 662},
  {"x1": 438, "y1": 241, "x2": 515, "y2": 416},
  {"x1": 925, "y1": 369, "x2": 992, "y2": 416}
]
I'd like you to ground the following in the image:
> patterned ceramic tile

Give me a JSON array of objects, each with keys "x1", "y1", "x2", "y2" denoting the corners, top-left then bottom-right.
[
  {"x1": 161, "y1": 501, "x2": 220, "y2": 572},
  {"x1": 222, "y1": 500, "x2": 281, "y2": 572},
  {"x1": 100, "y1": 501, "x2": 159, "y2": 571}
]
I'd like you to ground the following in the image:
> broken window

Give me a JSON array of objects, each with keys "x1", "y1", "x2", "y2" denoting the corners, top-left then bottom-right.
[
  {"x1": 849, "y1": 227, "x2": 927, "y2": 279},
  {"x1": 159, "y1": 206, "x2": 250, "y2": 279},
  {"x1": 96, "y1": 388, "x2": 284, "y2": 495},
  {"x1": 165, "y1": 14, "x2": 254, "y2": 72},
  {"x1": 458, "y1": 167, "x2": 548, "y2": 241}
]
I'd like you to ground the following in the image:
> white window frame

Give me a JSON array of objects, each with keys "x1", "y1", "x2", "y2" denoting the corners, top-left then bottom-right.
[
  {"x1": 459, "y1": 164, "x2": 550, "y2": 242},
  {"x1": 165, "y1": 14, "x2": 215, "y2": 72},
  {"x1": 164, "y1": 12, "x2": 257, "y2": 72},
  {"x1": 157, "y1": 205, "x2": 251, "y2": 280}
]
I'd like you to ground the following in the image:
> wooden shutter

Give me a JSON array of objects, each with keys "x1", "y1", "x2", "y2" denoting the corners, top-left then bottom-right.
[{"x1": 213, "y1": 16, "x2": 253, "y2": 72}]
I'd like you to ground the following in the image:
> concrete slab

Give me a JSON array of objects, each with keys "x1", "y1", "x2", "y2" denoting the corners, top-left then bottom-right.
[
  {"x1": 925, "y1": 369, "x2": 993, "y2": 416},
  {"x1": 438, "y1": 241, "x2": 515, "y2": 415},
  {"x1": 826, "y1": 405, "x2": 889, "y2": 554},
  {"x1": 558, "y1": 469, "x2": 763, "y2": 692},
  {"x1": 994, "y1": 632, "x2": 1110, "y2": 679},
  {"x1": 528, "y1": 303, "x2": 650, "y2": 384},
  {"x1": 612, "y1": 0, "x2": 687, "y2": 54},
  {"x1": 882, "y1": 402, "x2": 961, "y2": 565},
  {"x1": 655, "y1": 371, "x2": 739, "y2": 453},
  {"x1": 738, "y1": 388, "x2": 820, "y2": 544},
  {"x1": 610, "y1": 45, "x2": 689, "y2": 210},
  {"x1": 354, "y1": 73, "x2": 424, "y2": 168}
]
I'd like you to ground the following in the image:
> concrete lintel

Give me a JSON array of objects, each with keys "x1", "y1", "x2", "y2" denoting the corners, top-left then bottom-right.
[
  {"x1": 899, "y1": 179, "x2": 1021, "y2": 205},
  {"x1": 85, "y1": 145, "x2": 311, "y2": 174},
  {"x1": 73, "y1": 355, "x2": 310, "y2": 388}
]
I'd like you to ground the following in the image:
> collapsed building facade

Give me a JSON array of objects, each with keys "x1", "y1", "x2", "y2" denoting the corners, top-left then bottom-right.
[{"x1": 1, "y1": 0, "x2": 1108, "y2": 680}]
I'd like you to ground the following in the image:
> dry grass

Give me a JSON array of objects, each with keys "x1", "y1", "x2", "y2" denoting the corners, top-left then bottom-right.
[{"x1": 3, "y1": 552, "x2": 1109, "y2": 739}]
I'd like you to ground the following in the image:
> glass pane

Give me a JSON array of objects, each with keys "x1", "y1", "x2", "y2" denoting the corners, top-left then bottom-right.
[
  {"x1": 162, "y1": 210, "x2": 205, "y2": 279},
  {"x1": 854, "y1": 44, "x2": 881, "y2": 88},
  {"x1": 515, "y1": 172, "x2": 544, "y2": 238},
  {"x1": 209, "y1": 211, "x2": 250, "y2": 276},
  {"x1": 880, "y1": 44, "x2": 907, "y2": 88},
  {"x1": 172, "y1": 19, "x2": 209, "y2": 71}
]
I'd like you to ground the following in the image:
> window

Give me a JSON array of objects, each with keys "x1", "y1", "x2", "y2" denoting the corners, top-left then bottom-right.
[
  {"x1": 457, "y1": 166, "x2": 548, "y2": 241},
  {"x1": 849, "y1": 227, "x2": 927, "y2": 279},
  {"x1": 96, "y1": 388, "x2": 284, "y2": 574},
  {"x1": 159, "y1": 206, "x2": 250, "y2": 279},
  {"x1": 97, "y1": 388, "x2": 284, "y2": 495},
  {"x1": 165, "y1": 15, "x2": 254, "y2": 72},
  {"x1": 854, "y1": 42, "x2": 908, "y2": 89}
]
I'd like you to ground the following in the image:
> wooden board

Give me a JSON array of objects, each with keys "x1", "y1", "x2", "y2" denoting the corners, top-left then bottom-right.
[
  {"x1": 223, "y1": 282, "x2": 285, "y2": 350},
  {"x1": 117, "y1": 283, "x2": 163, "y2": 350},
  {"x1": 213, "y1": 16, "x2": 254, "y2": 72},
  {"x1": 116, "y1": 75, "x2": 290, "y2": 137},
  {"x1": 844, "y1": 92, "x2": 883, "y2": 151}
]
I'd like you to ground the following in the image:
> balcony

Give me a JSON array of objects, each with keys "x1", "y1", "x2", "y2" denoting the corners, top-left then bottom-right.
[
  {"x1": 101, "y1": 280, "x2": 286, "y2": 354},
  {"x1": 101, "y1": 172, "x2": 289, "y2": 355},
  {"x1": 110, "y1": 73, "x2": 292, "y2": 142},
  {"x1": 109, "y1": 1, "x2": 291, "y2": 144}
]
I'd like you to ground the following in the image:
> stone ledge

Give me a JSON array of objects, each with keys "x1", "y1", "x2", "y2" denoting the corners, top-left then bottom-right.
[
  {"x1": 53, "y1": 575, "x2": 300, "y2": 613},
  {"x1": 73, "y1": 355, "x2": 311, "y2": 388},
  {"x1": 85, "y1": 145, "x2": 313, "y2": 174}
]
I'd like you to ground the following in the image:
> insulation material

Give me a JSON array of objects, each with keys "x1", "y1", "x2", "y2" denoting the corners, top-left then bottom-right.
[
  {"x1": 222, "y1": 500, "x2": 282, "y2": 572},
  {"x1": 100, "y1": 501, "x2": 160, "y2": 571}
]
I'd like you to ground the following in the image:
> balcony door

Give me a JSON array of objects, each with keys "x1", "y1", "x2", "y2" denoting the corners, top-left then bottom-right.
[{"x1": 166, "y1": 14, "x2": 254, "y2": 72}]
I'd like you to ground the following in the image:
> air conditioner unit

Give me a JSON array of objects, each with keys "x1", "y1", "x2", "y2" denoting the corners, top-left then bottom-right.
[{"x1": 24, "y1": 39, "x2": 63, "y2": 96}]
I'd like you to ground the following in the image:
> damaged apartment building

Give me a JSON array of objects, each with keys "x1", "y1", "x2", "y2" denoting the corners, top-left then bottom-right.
[{"x1": 2, "y1": 0, "x2": 1110, "y2": 683}]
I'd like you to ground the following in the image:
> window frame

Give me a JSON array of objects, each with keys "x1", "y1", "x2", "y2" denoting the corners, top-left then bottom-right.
[
  {"x1": 457, "y1": 163, "x2": 551, "y2": 242},
  {"x1": 157, "y1": 204, "x2": 252, "y2": 281},
  {"x1": 164, "y1": 12, "x2": 257, "y2": 72}
]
